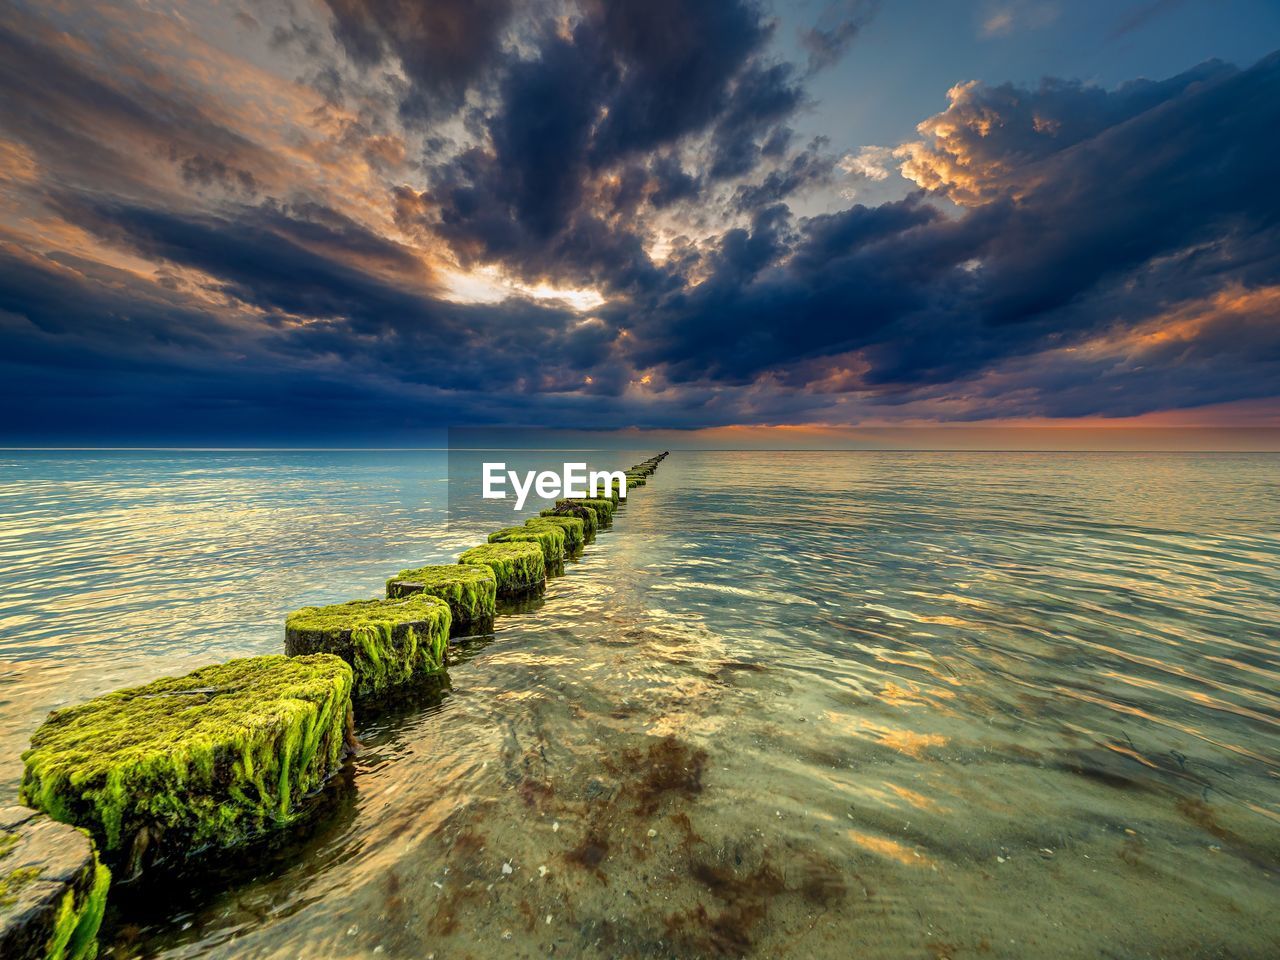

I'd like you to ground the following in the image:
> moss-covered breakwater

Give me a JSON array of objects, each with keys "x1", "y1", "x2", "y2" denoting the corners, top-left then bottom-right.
[
  {"x1": 20, "y1": 655, "x2": 354, "y2": 875},
  {"x1": 524, "y1": 514, "x2": 586, "y2": 550},
  {"x1": 13, "y1": 452, "x2": 668, "y2": 956},
  {"x1": 459, "y1": 540, "x2": 547, "y2": 598},
  {"x1": 557, "y1": 497, "x2": 616, "y2": 526},
  {"x1": 286, "y1": 597, "x2": 451, "y2": 698},
  {"x1": 386, "y1": 564, "x2": 498, "y2": 636},
  {"x1": 542, "y1": 500, "x2": 597, "y2": 537},
  {"x1": 486, "y1": 523, "x2": 566, "y2": 567}
]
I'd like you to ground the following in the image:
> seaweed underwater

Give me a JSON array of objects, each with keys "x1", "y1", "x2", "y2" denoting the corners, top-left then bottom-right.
[
  {"x1": 382, "y1": 602, "x2": 862, "y2": 959},
  {"x1": 390, "y1": 703, "x2": 856, "y2": 960}
]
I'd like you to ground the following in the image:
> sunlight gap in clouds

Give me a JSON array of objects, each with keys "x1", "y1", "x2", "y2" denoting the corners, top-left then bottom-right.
[{"x1": 438, "y1": 264, "x2": 606, "y2": 311}]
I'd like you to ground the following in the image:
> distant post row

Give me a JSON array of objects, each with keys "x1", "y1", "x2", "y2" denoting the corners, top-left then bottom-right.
[{"x1": 1, "y1": 454, "x2": 669, "y2": 960}]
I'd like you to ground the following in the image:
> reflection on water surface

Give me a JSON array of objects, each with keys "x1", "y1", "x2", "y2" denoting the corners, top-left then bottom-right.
[{"x1": 0, "y1": 451, "x2": 1277, "y2": 958}]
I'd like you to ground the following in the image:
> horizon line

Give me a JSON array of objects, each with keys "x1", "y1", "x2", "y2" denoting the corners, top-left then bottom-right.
[{"x1": 3, "y1": 447, "x2": 1279, "y2": 454}]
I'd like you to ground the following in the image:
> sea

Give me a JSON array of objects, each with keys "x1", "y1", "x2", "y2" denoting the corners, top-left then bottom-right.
[{"x1": 0, "y1": 450, "x2": 1276, "y2": 958}]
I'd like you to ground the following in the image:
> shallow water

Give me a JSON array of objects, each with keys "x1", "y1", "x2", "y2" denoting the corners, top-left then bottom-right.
[{"x1": 1, "y1": 450, "x2": 1278, "y2": 958}]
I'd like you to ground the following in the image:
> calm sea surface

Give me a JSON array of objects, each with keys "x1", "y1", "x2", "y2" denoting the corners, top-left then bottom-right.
[{"x1": 1, "y1": 451, "x2": 1277, "y2": 958}]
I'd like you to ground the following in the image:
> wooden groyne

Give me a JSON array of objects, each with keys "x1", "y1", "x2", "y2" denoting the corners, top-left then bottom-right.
[{"x1": 4, "y1": 452, "x2": 670, "y2": 958}]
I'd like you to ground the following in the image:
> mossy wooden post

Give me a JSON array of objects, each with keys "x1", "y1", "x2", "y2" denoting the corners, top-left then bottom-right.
[
  {"x1": 286, "y1": 596, "x2": 451, "y2": 697},
  {"x1": 458, "y1": 542, "x2": 545, "y2": 599},
  {"x1": 1, "y1": 807, "x2": 110, "y2": 960},
  {"x1": 524, "y1": 514, "x2": 584, "y2": 550},
  {"x1": 578, "y1": 497, "x2": 618, "y2": 520},
  {"x1": 20, "y1": 655, "x2": 354, "y2": 877},
  {"x1": 542, "y1": 502, "x2": 596, "y2": 538},
  {"x1": 486, "y1": 524, "x2": 565, "y2": 567},
  {"x1": 557, "y1": 498, "x2": 613, "y2": 527},
  {"x1": 587, "y1": 483, "x2": 623, "y2": 505},
  {"x1": 385, "y1": 564, "x2": 497, "y2": 637}
]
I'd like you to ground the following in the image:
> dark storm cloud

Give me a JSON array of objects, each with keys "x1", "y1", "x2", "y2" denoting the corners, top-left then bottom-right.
[
  {"x1": 320, "y1": 0, "x2": 515, "y2": 119},
  {"x1": 895, "y1": 58, "x2": 1239, "y2": 204},
  {"x1": 626, "y1": 53, "x2": 1280, "y2": 419},
  {"x1": 630, "y1": 195, "x2": 947, "y2": 384},
  {"x1": 52, "y1": 195, "x2": 433, "y2": 327},
  {"x1": 413, "y1": 0, "x2": 812, "y2": 286},
  {"x1": 647, "y1": 155, "x2": 701, "y2": 209},
  {"x1": 705, "y1": 62, "x2": 806, "y2": 179},
  {"x1": 0, "y1": 241, "x2": 238, "y2": 362},
  {"x1": 732, "y1": 138, "x2": 835, "y2": 211},
  {"x1": 903, "y1": 54, "x2": 1280, "y2": 333},
  {"x1": 587, "y1": 0, "x2": 776, "y2": 160},
  {"x1": 0, "y1": 0, "x2": 1277, "y2": 440},
  {"x1": 65, "y1": 195, "x2": 630, "y2": 387},
  {"x1": 478, "y1": 29, "x2": 609, "y2": 240},
  {"x1": 0, "y1": 196, "x2": 624, "y2": 444}
]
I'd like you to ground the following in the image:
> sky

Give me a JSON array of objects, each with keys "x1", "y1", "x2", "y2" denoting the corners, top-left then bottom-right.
[{"x1": 1, "y1": 0, "x2": 1278, "y2": 446}]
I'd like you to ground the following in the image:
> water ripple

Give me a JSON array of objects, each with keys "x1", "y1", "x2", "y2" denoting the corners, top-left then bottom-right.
[{"x1": 1, "y1": 450, "x2": 1277, "y2": 958}]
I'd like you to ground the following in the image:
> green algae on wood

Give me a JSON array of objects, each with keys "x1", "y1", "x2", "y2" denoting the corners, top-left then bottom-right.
[
  {"x1": 542, "y1": 502, "x2": 596, "y2": 538},
  {"x1": 487, "y1": 524, "x2": 565, "y2": 567},
  {"x1": 579, "y1": 496, "x2": 619, "y2": 517},
  {"x1": 458, "y1": 541, "x2": 545, "y2": 599},
  {"x1": 524, "y1": 515, "x2": 584, "y2": 550},
  {"x1": 555, "y1": 499, "x2": 605, "y2": 526},
  {"x1": 385, "y1": 564, "x2": 496, "y2": 637},
  {"x1": 557, "y1": 498, "x2": 615, "y2": 526},
  {"x1": 286, "y1": 596, "x2": 450, "y2": 697},
  {"x1": 593, "y1": 485, "x2": 624, "y2": 504},
  {"x1": 1, "y1": 806, "x2": 109, "y2": 960},
  {"x1": 20, "y1": 656, "x2": 353, "y2": 876},
  {"x1": 43, "y1": 860, "x2": 108, "y2": 960}
]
